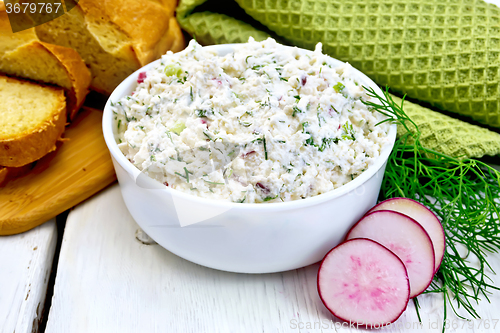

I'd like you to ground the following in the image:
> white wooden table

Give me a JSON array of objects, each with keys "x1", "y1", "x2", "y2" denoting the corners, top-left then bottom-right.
[
  {"x1": 0, "y1": 219, "x2": 57, "y2": 333},
  {"x1": 42, "y1": 185, "x2": 500, "y2": 333}
]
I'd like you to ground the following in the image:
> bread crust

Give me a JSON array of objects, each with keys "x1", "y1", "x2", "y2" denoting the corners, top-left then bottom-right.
[
  {"x1": 165, "y1": 16, "x2": 186, "y2": 53},
  {"x1": 40, "y1": 42, "x2": 92, "y2": 119},
  {"x1": 0, "y1": 76, "x2": 67, "y2": 167}
]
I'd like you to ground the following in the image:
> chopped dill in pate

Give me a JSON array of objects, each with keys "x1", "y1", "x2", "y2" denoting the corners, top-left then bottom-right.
[{"x1": 112, "y1": 38, "x2": 390, "y2": 203}]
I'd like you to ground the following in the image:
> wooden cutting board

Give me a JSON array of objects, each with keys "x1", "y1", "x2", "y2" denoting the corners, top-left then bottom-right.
[{"x1": 0, "y1": 107, "x2": 117, "y2": 235}]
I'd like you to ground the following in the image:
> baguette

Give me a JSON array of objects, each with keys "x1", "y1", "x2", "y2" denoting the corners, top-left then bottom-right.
[
  {"x1": 0, "y1": 4, "x2": 91, "y2": 120},
  {"x1": 0, "y1": 75, "x2": 66, "y2": 167},
  {"x1": 35, "y1": 0, "x2": 185, "y2": 94}
]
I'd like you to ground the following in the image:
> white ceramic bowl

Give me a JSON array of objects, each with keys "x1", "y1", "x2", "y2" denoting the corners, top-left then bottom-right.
[{"x1": 103, "y1": 43, "x2": 397, "y2": 273}]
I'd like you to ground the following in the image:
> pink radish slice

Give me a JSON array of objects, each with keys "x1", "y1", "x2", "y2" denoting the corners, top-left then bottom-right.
[
  {"x1": 368, "y1": 198, "x2": 445, "y2": 273},
  {"x1": 318, "y1": 238, "x2": 410, "y2": 327},
  {"x1": 346, "y1": 211, "x2": 435, "y2": 298}
]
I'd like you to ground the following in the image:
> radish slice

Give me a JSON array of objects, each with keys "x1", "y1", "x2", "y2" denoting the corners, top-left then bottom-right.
[
  {"x1": 346, "y1": 211, "x2": 435, "y2": 298},
  {"x1": 318, "y1": 238, "x2": 410, "y2": 327},
  {"x1": 368, "y1": 198, "x2": 445, "y2": 273}
]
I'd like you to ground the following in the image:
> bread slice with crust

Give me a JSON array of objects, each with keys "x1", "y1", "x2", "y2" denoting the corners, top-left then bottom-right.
[
  {"x1": 35, "y1": 0, "x2": 185, "y2": 94},
  {"x1": 0, "y1": 75, "x2": 66, "y2": 167},
  {"x1": 0, "y1": 4, "x2": 91, "y2": 120}
]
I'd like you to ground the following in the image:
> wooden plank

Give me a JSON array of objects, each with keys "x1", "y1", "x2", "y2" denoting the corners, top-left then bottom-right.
[
  {"x1": 0, "y1": 219, "x2": 57, "y2": 333},
  {"x1": 0, "y1": 107, "x2": 116, "y2": 235},
  {"x1": 45, "y1": 185, "x2": 500, "y2": 333}
]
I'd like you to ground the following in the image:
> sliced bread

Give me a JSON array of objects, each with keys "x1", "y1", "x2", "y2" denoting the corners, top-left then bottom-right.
[
  {"x1": 0, "y1": 75, "x2": 66, "y2": 167},
  {"x1": 35, "y1": 0, "x2": 185, "y2": 94},
  {"x1": 0, "y1": 5, "x2": 91, "y2": 119}
]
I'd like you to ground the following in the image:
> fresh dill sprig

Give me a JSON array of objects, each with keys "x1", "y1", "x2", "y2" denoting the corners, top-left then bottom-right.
[{"x1": 363, "y1": 86, "x2": 500, "y2": 332}]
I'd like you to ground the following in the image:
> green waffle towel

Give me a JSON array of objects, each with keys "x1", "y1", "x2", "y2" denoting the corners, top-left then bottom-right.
[
  {"x1": 393, "y1": 96, "x2": 500, "y2": 158},
  {"x1": 177, "y1": 0, "x2": 270, "y2": 44},
  {"x1": 177, "y1": 0, "x2": 500, "y2": 158}
]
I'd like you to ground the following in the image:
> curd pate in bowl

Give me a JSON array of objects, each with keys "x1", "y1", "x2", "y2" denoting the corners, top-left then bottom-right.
[{"x1": 103, "y1": 39, "x2": 396, "y2": 273}]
